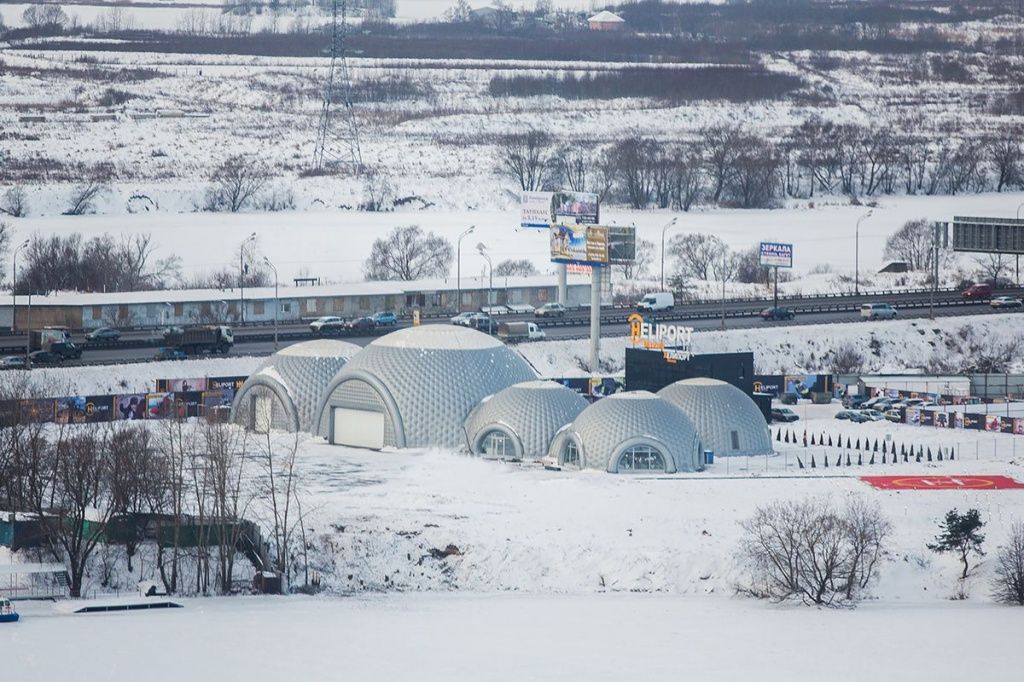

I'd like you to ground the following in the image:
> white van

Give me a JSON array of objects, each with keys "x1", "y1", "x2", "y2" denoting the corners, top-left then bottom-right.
[
  {"x1": 860, "y1": 303, "x2": 898, "y2": 320},
  {"x1": 637, "y1": 292, "x2": 675, "y2": 312}
]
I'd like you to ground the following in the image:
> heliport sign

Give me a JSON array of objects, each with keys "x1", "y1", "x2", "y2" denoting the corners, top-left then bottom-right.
[
  {"x1": 628, "y1": 314, "x2": 693, "y2": 363},
  {"x1": 759, "y1": 241, "x2": 793, "y2": 268}
]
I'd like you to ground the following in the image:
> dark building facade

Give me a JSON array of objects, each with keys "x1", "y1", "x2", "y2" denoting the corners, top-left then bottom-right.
[{"x1": 625, "y1": 349, "x2": 755, "y2": 396}]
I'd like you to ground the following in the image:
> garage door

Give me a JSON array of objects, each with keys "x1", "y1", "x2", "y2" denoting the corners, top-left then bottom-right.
[
  {"x1": 332, "y1": 408, "x2": 385, "y2": 449},
  {"x1": 253, "y1": 395, "x2": 273, "y2": 433}
]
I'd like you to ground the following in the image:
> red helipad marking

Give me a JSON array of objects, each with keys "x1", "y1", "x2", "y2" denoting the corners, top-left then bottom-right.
[{"x1": 861, "y1": 475, "x2": 1024, "y2": 490}]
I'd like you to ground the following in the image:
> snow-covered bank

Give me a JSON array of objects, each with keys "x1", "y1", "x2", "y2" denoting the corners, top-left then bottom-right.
[
  {"x1": 520, "y1": 313, "x2": 1024, "y2": 376},
  {"x1": 10, "y1": 593, "x2": 1020, "y2": 682}
]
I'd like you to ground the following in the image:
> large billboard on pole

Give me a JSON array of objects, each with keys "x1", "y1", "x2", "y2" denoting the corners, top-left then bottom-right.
[
  {"x1": 550, "y1": 225, "x2": 635, "y2": 265},
  {"x1": 520, "y1": 191, "x2": 554, "y2": 229},
  {"x1": 552, "y1": 191, "x2": 599, "y2": 225},
  {"x1": 759, "y1": 241, "x2": 793, "y2": 268}
]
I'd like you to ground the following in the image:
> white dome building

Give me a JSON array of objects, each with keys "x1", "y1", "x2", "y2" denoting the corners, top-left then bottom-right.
[
  {"x1": 463, "y1": 380, "x2": 589, "y2": 460},
  {"x1": 230, "y1": 339, "x2": 361, "y2": 433},
  {"x1": 658, "y1": 378, "x2": 772, "y2": 457},
  {"x1": 313, "y1": 325, "x2": 536, "y2": 449},
  {"x1": 549, "y1": 391, "x2": 703, "y2": 473}
]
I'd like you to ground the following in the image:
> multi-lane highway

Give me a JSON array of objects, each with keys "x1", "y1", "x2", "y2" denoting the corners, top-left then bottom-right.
[{"x1": 5, "y1": 287, "x2": 1021, "y2": 367}]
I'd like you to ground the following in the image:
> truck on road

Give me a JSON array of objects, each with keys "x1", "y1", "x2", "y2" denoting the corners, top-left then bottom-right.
[
  {"x1": 30, "y1": 327, "x2": 82, "y2": 360},
  {"x1": 498, "y1": 321, "x2": 547, "y2": 342},
  {"x1": 163, "y1": 325, "x2": 234, "y2": 355}
]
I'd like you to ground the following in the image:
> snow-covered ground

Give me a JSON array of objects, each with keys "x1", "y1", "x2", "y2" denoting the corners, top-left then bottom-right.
[{"x1": 10, "y1": 593, "x2": 1022, "y2": 682}]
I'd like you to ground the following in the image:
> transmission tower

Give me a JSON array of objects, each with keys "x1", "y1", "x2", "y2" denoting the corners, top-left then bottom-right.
[{"x1": 312, "y1": 0, "x2": 362, "y2": 174}]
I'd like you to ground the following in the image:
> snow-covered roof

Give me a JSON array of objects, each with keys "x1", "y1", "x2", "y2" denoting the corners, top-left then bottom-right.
[
  {"x1": 658, "y1": 378, "x2": 772, "y2": 457},
  {"x1": 588, "y1": 10, "x2": 624, "y2": 22},
  {"x1": 372, "y1": 325, "x2": 504, "y2": 351}
]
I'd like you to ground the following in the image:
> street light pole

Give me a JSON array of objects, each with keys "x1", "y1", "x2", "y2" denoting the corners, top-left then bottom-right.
[
  {"x1": 264, "y1": 256, "x2": 279, "y2": 351},
  {"x1": 1016, "y1": 202, "x2": 1024, "y2": 288},
  {"x1": 239, "y1": 232, "x2": 256, "y2": 324},
  {"x1": 12, "y1": 239, "x2": 29, "y2": 334},
  {"x1": 477, "y1": 242, "x2": 492, "y2": 312},
  {"x1": 456, "y1": 225, "x2": 475, "y2": 313},
  {"x1": 660, "y1": 217, "x2": 678, "y2": 292},
  {"x1": 855, "y1": 210, "x2": 873, "y2": 295}
]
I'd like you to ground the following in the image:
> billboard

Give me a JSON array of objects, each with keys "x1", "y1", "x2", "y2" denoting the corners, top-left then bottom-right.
[
  {"x1": 520, "y1": 191, "x2": 554, "y2": 229},
  {"x1": 551, "y1": 191, "x2": 598, "y2": 225},
  {"x1": 607, "y1": 226, "x2": 636, "y2": 264},
  {"x1": 759, "y1": 241, "x2": 793, "y2": 268},
  {"x1": 952, "y1": 216, "x2": 1024, "y2": 255},
  {"x1": 550, "y1": 224, "x2": 609, "y2": 265}
]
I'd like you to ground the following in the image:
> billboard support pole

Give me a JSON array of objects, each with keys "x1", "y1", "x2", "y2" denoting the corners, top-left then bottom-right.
[
  {"x1": 557, "y1": 263, "x2": 567, "y2": 305},
  {"x1": 773, "y1": 266, "x2": 779, "y2": 311},
  {"x1": 590, "y1": 266, "x2": 601, "y2": 373}
]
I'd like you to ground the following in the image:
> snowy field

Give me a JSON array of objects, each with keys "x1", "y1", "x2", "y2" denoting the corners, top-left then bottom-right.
[{"x1": 9, "y1": 593, "x2": 1021, "y2": 682}]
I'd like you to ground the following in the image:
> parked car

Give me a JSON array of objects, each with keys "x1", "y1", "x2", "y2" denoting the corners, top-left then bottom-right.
[
  {"x1": 884, "y1": 409, "x2": 903, "y2": 423},
  {"x1": 760, "y1": 307, "x2": 795, "y2": 321},
  {"x1": 0, "y1": 356, "x2": 26, "y2": 370},
  {"x1": 962, "y1": 282, "x2": 992, "y2": 299},
  {"x1": 534, "y1": 302, "x2": 566, "y2": 318},
  {"x1": 835, "y1": 410, "x2": 857, "y2": 420},
  {"x1": 310, "y1": 316, "x2": 345, "y2": 335},
  {"x1": 371, "y1": 311, "x2": 398, "y2": 326},
  {"x1": 85, "y1": 327, "x2": 121, "y2": 343},
  {"x1": 346, "y1": 316, "x2": 377, "y2": 332},
  {"x1": 28, "y1": 350, "x2": 62, "y2": 365},
  {"x1": 155, "y1": 347, "x2": 187, "y2": 361},
  {"x1": 450, "y1": 312, "x2": 476, "y2": 326},
  {"x1": 859, "y1": 409, "x2": 887, "y2": 421},
  {"x1": 637, "y1": 292, "x2": 674, "y2": 312},
  {"x1": 861, "y1": 303, "x2": 898, "y2": 320},
  {"x1": 841, "y1": 395, "x2": 870, "y2": 409},
  {"x1": 991, "y1": 296, "x2": 1023, "y2": 309},
  {"x1": 771, "y1": 407, "x2": 799, "y2": 423},
  {"x1": 779, "y1": 392, "x2": 799, "y2": 405}
]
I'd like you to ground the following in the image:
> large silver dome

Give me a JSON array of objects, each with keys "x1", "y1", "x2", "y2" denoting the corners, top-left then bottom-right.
[
  {"x1": 464, "y1": 380, "x2": 589, "y2": 459},
  {"x1": 314, "y1": 325, "x2": 536, "y2": 449},
  {"x1": 549, "y1": 391, "x2": 702, "y2": 473},
  {"x1": 658, "y1": 378, "x2": 772, "y2": 457},
  {"x1": 230, "y1": 339, "x2": 361, "y2": 432}
]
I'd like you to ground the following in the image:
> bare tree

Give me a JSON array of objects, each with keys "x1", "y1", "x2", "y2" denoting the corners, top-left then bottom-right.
[
  {"x1": 723, "y1": 136, "x2": 782, "y2": 208},
  {"x1": 615, "y1": 238, "x2": 654, "y2": 280},
  {"x1": 205, "y1": 155, "x2": 271, "y2": 212},
  {"x1": 974, "y1": 253, "x2": 1010, "y2": 284},
  {"x1": 992, "y1": 522, "x2": 1024, "y2": 606},
  {"x1": 361, "y1": 168, "x2": 394, "y2": 211},
  {"x1": 496, "y1": 129, "x2": 552, "y2": 191},
  {"x1": 669, "y1": 233, "x2": 726, "y2": 281},
  {"x1": 610, "y1": 134, "x2": 658, "y2": 209},
  {"x1": 988, "y1": 131, "x2": 1023, "y2": 192},
  {"x1": 884, "y1": 218, "x2": 937, "y2": 271},
  {"x1": 703, "y1": 124, "x2": 743, "y2": 203},
  {"x1": 22, "y1": 4, "x2": 69, "y2": 30},
  {"x1": 669, "y1": 146, "x2": 705, "y2": 211},
  {"x1": 0, "y1": 186, "x2": 29, "y2": 217},
  {"x1": 494, "y1": 258, "x2": 538, "y2": 277},
  {"x1": 829, "y1": 341, "x2": 865, "y2": 374},
  {"x1": 554, "y1": 146, "x2": 590, "y2": 192},
  {"x1": 363, "y1": 225, "x2": 453, "y2": 281},
  {"x1": 256, "y1": 431, "x2": 303, "y2": 588},
  {"x1": 64, "y1": 181, "x2": 109, "y2": 216}
]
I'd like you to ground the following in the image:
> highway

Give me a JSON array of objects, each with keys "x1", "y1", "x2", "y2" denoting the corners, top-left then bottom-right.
[{"x1": 8, "y1": 287, "x2": 1022, "y2": 366}]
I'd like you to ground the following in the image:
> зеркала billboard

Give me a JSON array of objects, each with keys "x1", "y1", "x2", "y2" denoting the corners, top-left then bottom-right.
[{"x1": 759, "y1": 241, "x2": 793, "y2": 268}]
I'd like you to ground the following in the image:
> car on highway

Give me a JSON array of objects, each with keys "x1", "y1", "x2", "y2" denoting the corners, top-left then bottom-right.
[
  {"x1": 371, "y1": 311, "x2": 398, "y2": 326},
  {"x1": 534, "y1": 302, "x2": 566, "y2": 318},
  {"x1": 450, "y1": 312, "x2": 476, "y2": 326},
  {"x1": 346, "y1": 316, "x2": 377, "y2": 332},
  {"x1": 28, "y1": 350, "x2": 63, "y2": 366},
  {"x1": 155, "y1": 347, "x2": 187, "y2": 361},
  {"x1": 637, "y1": 292, "x2": 674, "y2": 312},
  {"x1": 471, "y1": 315, "x2": 499, "y2": 335},
  {"x1": 771, "y1": 407, "x2": 799, "y2": 423},
  {"x1": 310, "y1": 316, "x2": 345, "y2": 335},
  {"x1": 990, "y1": 295, "x2": 1023, "y2": 309},
  {"x1": 760, "y1": 307, "x2": 795, "y2": 321},
  {"x1": 962, "y1": 282, "x2": 993, "y2": 299},
  {"x1": 0, "y1": 356, "x2": 26, "y2": 370},
  {"x1": 860, "y1": 303, "x2": 898, "y2": 320},
  {"x1": 85, "y1": 327, "x2": 122, "y2": 343}
]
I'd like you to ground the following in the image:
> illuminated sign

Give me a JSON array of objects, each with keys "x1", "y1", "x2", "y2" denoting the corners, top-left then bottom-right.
[{"x1": 628, "y1": 313, "x2": 693, "y2": 363}]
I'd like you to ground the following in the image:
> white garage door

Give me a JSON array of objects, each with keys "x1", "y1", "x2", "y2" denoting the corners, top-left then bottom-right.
[{"x1": 332, "y1": 408, "x2": 385, "y2": 449}]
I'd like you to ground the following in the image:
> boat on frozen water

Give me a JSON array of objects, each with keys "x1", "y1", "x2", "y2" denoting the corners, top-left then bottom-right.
[{"x1": 0, "y1": 596, "x2": 19, "y2": 623}]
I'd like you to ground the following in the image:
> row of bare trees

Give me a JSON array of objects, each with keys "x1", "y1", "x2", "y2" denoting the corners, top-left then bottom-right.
[
  {"x1": 0, "y1": 404, "x2": 307, "y2": 597},
  {"x1": 497, "y1": 122, "x2": 1024, "y2": 210}
]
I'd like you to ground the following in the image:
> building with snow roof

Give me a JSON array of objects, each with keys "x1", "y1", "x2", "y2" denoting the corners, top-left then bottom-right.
[
  {"x1": 463, "y1": 380, "x2": 589, "y2": 459},
  {"x1": 313, "y1": 325, "x2": 536, "y2": 449},
  {"x1": 588, "y1": 10, "x2": 625, "y2": 31},
  {"x1": 657, "y1": 378, "x2": 772, "y2": 458},
  {"x1": 549, "y1": 391, "x2": 703, "y2": 473},
  {"x1": 230, "y1": 339, "x2": 361, "y2": 433}
]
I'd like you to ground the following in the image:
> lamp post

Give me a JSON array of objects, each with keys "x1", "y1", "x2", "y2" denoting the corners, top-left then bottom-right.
[
  {"x1": 456, "y1": 225, "x2": 475, "y2": 313},
  {"x1": 1016, "y1": 202, "x2": 1024, "y2": 287},
  {"x1": 239, "y1": 232, "x2": 256, "y2": 324},
  {"x1": 264, "y1": 256, "x2": 279, "y2": 351},
  {"x1": 855, "y1": 210, "x2": 873, "y2": 295},
  {"x1": 477, "y1": 242, "x2": 493, "y2": 312},
  {"x1": 12, "y1": 239, "x2": 29, "y2": 334},
  {"x1": 660, "y1": 216, "x2": 678, "y2": 292}
]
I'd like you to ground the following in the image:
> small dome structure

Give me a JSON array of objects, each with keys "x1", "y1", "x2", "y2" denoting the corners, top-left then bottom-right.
[
  {"x1": 313, "y1": 325, "x2": 536, "y2": 449},
  {"x1": 230, "y1": 339, "x2": 361, "y2": 433},
  {"x1": 549, "y1": 391, "x2": 702, "y2": 473},
  {"x1": 658, "y1": 378, "x2": 772, "y2": 457},
  {"x1": 464, "y1": 380, "x2": 589, "y2": 460}
]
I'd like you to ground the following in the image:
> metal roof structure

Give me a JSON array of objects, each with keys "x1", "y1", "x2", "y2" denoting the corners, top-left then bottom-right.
[{"x1": 658, "y1": 378, "x2": 772, "y2": 457}]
